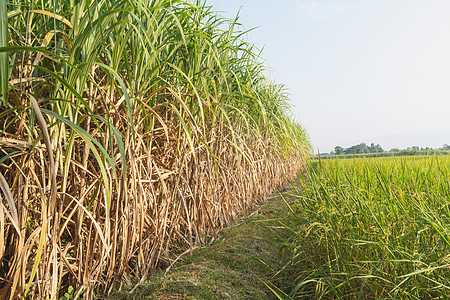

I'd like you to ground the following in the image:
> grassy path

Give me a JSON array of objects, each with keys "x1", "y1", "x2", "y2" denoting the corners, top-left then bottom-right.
[{"x1": 109, "y1": 187, "x2": 295, "y2": 300}]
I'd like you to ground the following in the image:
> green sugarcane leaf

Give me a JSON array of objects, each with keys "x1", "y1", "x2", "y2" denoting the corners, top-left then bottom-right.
[{"x1": 0, "y1": 0, "x2": 8, "y2": 105}]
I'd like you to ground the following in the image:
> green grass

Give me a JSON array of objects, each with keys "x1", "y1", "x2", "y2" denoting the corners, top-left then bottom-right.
[{"x1": 270, "y1": 155, "x2": 450, "y2": 299}]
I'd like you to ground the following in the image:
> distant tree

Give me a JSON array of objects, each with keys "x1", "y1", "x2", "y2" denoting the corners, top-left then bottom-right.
[
  {"x1": 391, "y1": 148, "x2": 400, "y2": 152},
  {"x1": 344, "y1": 143, "x2": 370, "y2": 154},
  {"x1": 335, "y1": 146, "x2": 344, "y2": 155},
  {"x1": 334, "y1": 142, "x2": 384, "y2": 155},
  {"x1": 360, "y1": 143, "x2": 369, "y2": 153},
  {"x1": 374, "y1": 144, "x2": 384, "y2": 153},
  {"x1": 344, "y1": 145, "x2": 356, "y2": 154}
]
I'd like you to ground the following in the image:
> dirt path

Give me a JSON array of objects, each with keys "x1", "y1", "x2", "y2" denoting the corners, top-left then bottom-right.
[{"x1": 108, "y1": 187, "x2": 295, "y2": 300}]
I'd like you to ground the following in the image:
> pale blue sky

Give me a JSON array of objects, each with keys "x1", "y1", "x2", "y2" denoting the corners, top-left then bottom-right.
[{"x1": 206, "y1": 0, "x2": 450, "y2": 152}]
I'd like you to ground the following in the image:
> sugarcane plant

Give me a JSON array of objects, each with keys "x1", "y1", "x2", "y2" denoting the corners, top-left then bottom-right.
[{"x1": 0, "y1": 0, "x2": 310, "y2": 298}]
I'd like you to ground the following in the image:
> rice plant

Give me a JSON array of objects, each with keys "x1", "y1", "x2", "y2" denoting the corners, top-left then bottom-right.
[
  {"x1": 274, "y1": 156, "x2": 450, "y2": 299},
  {"x1": 0, "y1": 0, "x2": 310, "y2": 298}
]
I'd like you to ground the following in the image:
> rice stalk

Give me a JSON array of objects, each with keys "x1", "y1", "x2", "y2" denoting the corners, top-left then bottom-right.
[{"x1": 274, "y1": 156, "x2": 450, "y2": 299}]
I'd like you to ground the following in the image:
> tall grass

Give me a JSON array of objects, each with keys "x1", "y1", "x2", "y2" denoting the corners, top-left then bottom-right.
[
  {"x1": 0, "y1": 0, "x2": 310, "y2": 298},
  {"x1": 273, "y1": 156, "x2": 450, "y2": 299}
]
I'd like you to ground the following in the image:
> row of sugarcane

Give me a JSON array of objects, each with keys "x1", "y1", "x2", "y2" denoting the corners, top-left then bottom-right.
[{"x1": 0, "y1": 0, "x2": 310, "y2": 298}]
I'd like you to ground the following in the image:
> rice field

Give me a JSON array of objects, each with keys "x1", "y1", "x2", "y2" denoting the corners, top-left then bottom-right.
[
  {"x1": 273, "y1": 156, "x2": 450, "y2": 299},
  {"x1": 0, "y1": 0, "x2": 310, "y2": 298}
]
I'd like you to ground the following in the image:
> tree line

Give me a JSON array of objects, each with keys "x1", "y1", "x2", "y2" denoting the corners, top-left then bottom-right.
[
  {"x1": 318, "y1": 143, "x2": 450, "y2": 157},
  {"x1": 332, "y1": 143, "x2": 384, "y2": 155}
]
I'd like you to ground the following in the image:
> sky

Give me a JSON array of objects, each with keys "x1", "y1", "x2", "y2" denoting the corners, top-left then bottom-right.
[{"x1": 205, "y1": 0, "x2": 450, "y2": 153}]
